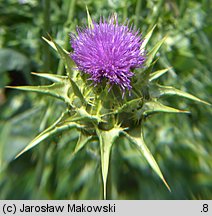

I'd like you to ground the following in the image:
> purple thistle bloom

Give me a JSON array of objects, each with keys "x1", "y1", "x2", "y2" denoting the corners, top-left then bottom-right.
[{"x1": 70, "y1": 17, "x2": 145, "y2": 92}]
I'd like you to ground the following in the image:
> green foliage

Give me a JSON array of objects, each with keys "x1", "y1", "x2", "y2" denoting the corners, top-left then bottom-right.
[
  {"x1": 123, "y1": 127, "x2": 170, "y2": 191},
  {"x1": 0, "y1": 0, "x2": 211, "y2": 200},
  {"x1": 96, "y1": 126, "x2": 123, "y2": 199}
]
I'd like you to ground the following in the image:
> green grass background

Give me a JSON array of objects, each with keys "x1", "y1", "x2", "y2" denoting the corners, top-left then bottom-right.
[{"x1": 0, "y1": 0, "x2": 211, "y2": 199}]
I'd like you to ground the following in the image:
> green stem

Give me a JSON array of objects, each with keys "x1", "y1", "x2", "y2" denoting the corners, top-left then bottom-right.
[
  {"x1": 42, "y1": 0, "x2": 51, "y2": 72},
  {"x1": 57, "y1": 0, "x2": 76, "y2": 75},
  {"x1": 123, "y1": 0, "x2": 128, "y2": 21},
  {"x1": 135, "y1": 0, "x2": 142, "y2": 27}
]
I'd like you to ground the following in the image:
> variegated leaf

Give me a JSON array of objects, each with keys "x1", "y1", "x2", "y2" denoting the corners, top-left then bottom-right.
[
  {"x1": 142, "y1": 100, "x2": 190, "y2": 116},
  {"x1": 15, "y1": 111, "x2": 81, "y2": 158},
  {"x1": 140, "y1": 24, "x2": 156, "y2": 50},
  {"x1": 74, "y1": 132, "x2": 93, "y2": 154},
  {"x1": 96, "y1": 126, "x2": 123, "y2": 199},
  {"x1": 149, "y1": 68, "x2": 170, "y2": 82},
  {"x1": 7, "y1": 78, "x2": 72, "y2": 105},
  {"x1": 123, "y1": 128, "x2": 170, "y2": 191},
  {"x1": 145, "y1": 35, "x2": 168, "y2": 67},
  {"x1": 150, "y1": 84, "x2": 211, "y2": 105}
]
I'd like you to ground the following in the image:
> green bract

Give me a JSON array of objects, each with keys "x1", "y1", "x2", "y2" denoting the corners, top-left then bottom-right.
[{"x1": 8, "y1": 13, "x2": 210, "y2": 199}]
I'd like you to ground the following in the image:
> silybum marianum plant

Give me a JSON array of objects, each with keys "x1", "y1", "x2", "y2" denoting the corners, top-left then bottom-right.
[{"x1": 9, "y1": 11, "x2": 210, "y2": 199}]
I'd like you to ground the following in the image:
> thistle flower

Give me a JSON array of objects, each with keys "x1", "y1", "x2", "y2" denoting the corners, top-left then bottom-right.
[
  {"x1": 70, "y1": 17, "x2": 145, "y2": 92},
  {"x1": 9, "y1": 12, "x2": 210, "y2": 200}
]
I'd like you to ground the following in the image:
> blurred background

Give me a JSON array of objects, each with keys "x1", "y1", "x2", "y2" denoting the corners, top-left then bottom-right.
[{"x1": 0, "y1": 0, "x2": 211, "y2": 199}]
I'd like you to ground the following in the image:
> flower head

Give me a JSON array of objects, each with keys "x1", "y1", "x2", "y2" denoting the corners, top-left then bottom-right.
[{"x1": 70, "y1": 17, "x2": 145, "y2": 92}]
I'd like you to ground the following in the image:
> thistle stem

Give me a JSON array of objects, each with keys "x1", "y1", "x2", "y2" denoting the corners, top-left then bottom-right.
[
  {"x1": 135, "y1": 0, "x2": 142, "y2": 27},
  {"x1": 42, "y1": 0, "x2": 51, "y2": 72},
  {"x1": 57, "y1": 0, "x2": 76, "y2": 75}
]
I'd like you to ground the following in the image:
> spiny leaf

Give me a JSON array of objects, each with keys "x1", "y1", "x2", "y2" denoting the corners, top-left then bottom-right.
[
  {"x1": 15, "y1": 111, "x2": 81, "y2": 158},
  {"x1": 149, "y1": 68, "x2": 171, "y2": 82},
  {"x1": 141, "y1": 24, "x2": 156, "y2": 50},
  {"x1": 42, "y1": 36, "x2": 57, "y2": 51},
  {"x1": 74, "y1": 132, "x2": 93, "y2": 154},
  {"x1": 116, "y1": 98, "x2": 142, "y2": 114},
  {"x1": 142, "y1": 100, "x2": 190, "y2": 116},
  {"x1": 43, "y1": 36, "x2": 89, "y2": 105},
  {"x1": 102, "y1": 98, "x2": 142, "y2": 116},
  {"x1": 69, "y1": 79, "x2": 87, "y2": 105},
  {"x1": 43, "y1": 35, "x2": 74, "y2": 77},
  {"x1": 136, "y1": 62, "x2": 155, "y2": 84},
  {"x1": 7, "y1": 79, "x2": 72, "y2": 105},
  {"x1": 50, "y1": 37, "x2": 74, "y2": 75},
  {"x1": 96, "y1": 126, "x2": 123, "y2": 199},
  {"x1": 145, "y1": 35, "x2": 168, "y2": 67},
  {"x1": 49, "y1": 37, "x2": 86, "y2": 105},
  {"x1": 15, "y1": 110, "x2": 68, "y2": 158},
  {"x1": 86, "y1": 6, "x2": 94, "y2": 29},
  {"x1": 77, "y1": 108, "x2": 101, "y2": 122},
  {"x1": 42, "y1": 36, "x2": 70, "y2": 55},
  {"x1": 69, "y1": 107, "x2": 102, "y2": 123},
  {"x1": 150, "y1": 84, "x2": 211, "y2": 106},
  {"x1": 123, "y1": 128, "x2": 171, "y2": 191},
  {"x1": 31, "y1": 72, "x2": 67, "y2": 82}
]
